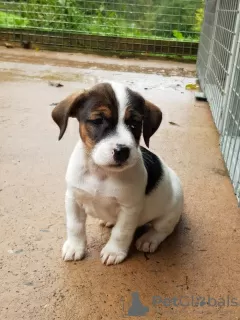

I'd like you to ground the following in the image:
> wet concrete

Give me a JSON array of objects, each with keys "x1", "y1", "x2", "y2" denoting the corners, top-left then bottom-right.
[
  {"x1": 0, "y1": 47, "x2": 196, "y2": 77},
  {"x1": 0, "y1": 49, "x2": 240, "y2": 320}
]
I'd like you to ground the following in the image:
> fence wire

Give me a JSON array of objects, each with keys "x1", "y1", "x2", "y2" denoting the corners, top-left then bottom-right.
[
  {"x1": 197, "y1": 0, "x2": 240, "y2": 205},
  {"x1": 0, "y1": 0, "x2": 203, "y2": 56}
]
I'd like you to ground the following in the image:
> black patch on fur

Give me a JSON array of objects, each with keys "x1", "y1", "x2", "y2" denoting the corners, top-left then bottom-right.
[
  {"x1": 125, "y1": 88, "x2": 145, "y2": 144},
  {"x1": 140, "y1": 146, "x2": 164, "y2": 195},
  {"x1": 124, "y1": 116, "x2": 143, "y2": 145},
  {"x1": 126, "y1": 88, "x2": 145, "y2": 114}
]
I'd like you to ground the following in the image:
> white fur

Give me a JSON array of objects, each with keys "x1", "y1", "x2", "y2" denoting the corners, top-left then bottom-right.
[{"x1": 61, "y1": 82, "x2": 183, "y2": 265}]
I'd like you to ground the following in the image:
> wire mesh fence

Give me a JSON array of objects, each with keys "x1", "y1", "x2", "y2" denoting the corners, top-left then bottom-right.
[
  {"x1": 197, "y1": 0, "x2": 240, "y2": 205},
  {"x1": 0, "y1": 0, "x2": 203, "y2": 56}
]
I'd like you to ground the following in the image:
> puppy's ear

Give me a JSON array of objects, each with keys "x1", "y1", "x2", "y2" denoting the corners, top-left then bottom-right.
[
  {"x1": 51, "y1": 91, "x2": 87, "y2": 140},
  {"x1": 143, "y1": 100, "x2": 162, "y2": 148}
]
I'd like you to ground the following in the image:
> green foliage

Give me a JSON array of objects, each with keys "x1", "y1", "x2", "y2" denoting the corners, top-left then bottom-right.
[
  {"x1": 172, "y1": 30, "x2": 184, "y2": 40},
  {"x1": 19, "y1": 0, "x2": 87, "y2": 31},
  {"x1": 0, "y1": 0, "x2": 204, "y2": 41},
  {"x1": 193, "y1": 4, "x2": 204, "y2": 32},
  {"x1": 0, "y1": 11, "x2": 28, "y2": 27},
  {"x1": 154, "y1": 0, "x2": 203, "y2": 40}
]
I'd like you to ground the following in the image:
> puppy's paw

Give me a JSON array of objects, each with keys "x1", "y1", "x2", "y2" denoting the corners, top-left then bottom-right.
[
  {"x1": 100, "y1": 242, "x2": 127, "y2": 266},
  {"x1": 135, "y1": 232, "x2": 160, "y2": 253},
  {"x1": 62, "y1": 240, "x2": 85, "y2": 261},
  {"x1": 99, "y1": 220, "x2": 114, "y2": 228}
]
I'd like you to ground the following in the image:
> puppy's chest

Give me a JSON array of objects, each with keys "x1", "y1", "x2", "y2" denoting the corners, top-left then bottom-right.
[
  {"x1": 73, "y1": 173, "x2": 120, "y2": 222},
  {"x1": 77, "y1": 171, "x2": 118, "y2": 197}
]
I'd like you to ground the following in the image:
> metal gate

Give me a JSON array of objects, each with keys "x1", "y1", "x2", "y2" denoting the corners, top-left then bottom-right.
[{"x1": 197, "y1": 0, "x2": 240, "y2": 205}]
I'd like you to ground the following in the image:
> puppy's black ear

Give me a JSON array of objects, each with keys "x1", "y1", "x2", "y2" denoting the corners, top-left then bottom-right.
[
  {"x1": 143, "y1": 100, "x2": 162, "y2": 148},
  {"x1": 51, "y1": 91, "x2": 87, "y2": 140}
]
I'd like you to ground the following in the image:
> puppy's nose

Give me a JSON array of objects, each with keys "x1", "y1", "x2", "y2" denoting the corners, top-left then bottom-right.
[{"x1": 113, "y1": 144, "x2": 130, "y2": 164}]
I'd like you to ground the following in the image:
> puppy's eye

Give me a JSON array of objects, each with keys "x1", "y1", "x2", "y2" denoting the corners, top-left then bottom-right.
[
  {"x1": 88, "y1": 118, "x2": 103, "y2": 125},
  {"x1": 126, "y1": 120, "x2": 139, "y2": 130}
]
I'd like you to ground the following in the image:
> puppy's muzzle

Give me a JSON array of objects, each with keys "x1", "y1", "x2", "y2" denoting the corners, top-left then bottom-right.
[{"x1": 113, "y1": 144, "x2": 130, "y2": 165}]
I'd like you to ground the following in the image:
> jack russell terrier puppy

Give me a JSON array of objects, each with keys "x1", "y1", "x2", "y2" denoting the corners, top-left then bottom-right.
[{"x1": 52, "y1": 82, "x2": 183, "y2": 266}]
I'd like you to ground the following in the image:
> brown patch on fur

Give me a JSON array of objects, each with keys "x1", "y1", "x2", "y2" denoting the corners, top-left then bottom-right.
[
  {"x1": 51, "y1": 90, "x2": 86, "y2": 140},
  {"x1": 52, "y1": 83, "x2": 118, "y2": 141},
  {"x1": 89, "y1": 105, "x2": 112, "y2": 120},
  {"x1": 79, "y1": 123, "x2": 95, "y2": 150},
  {"x1": 124, "y1": 106, "x2": 143, "y2": 121},
  {"x1": 124, "y1": 106, "x2": 131, "y2": 120}
]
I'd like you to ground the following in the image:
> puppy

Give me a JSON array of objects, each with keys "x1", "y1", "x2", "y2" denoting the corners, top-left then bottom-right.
[{"x1": 52, "y1": 82, "x2": 183, "y2": 265}]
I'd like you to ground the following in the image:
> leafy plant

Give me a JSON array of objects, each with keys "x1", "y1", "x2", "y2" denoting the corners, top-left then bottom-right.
[
  {"x1": 0, "y1": 0, "x2": 204, "y2": 41},
  {"x1": 193, "y1": 5, "x2": 204, "y2": 32},
  {"x1": 172, "y1": 30, "x2": 184, "y2": 40},
  {"x1": 0, "y1": 11, "x2": 29, "y2": 27}
]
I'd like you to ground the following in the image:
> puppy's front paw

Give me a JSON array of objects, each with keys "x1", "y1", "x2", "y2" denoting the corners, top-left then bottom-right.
[
  {"x1": 62, "y1": 240, "x2": 85, "y2": 261},
  {"x1": 135, "y1": 232, "x2": 159, "y2": 253},
  {"x1": 100, "y1": 242, "x2": 127, "y2": 266}
]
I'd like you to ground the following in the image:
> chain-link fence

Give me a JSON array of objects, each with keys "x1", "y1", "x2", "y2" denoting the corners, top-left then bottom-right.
[
  {"x1": 0, "y1": 0, "x2": 203, "y2": 56},
  {"x1": 197, "y1": 0, "x2": 240, "y2": 205}
]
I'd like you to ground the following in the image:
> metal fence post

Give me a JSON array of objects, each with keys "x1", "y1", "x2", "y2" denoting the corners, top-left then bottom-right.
[
  {"x1": 220, "y1": 3, "x2": 240, "y2": 135},
  {"x1": 203, "y1": 0, "x2": 220, "y2": 92}
]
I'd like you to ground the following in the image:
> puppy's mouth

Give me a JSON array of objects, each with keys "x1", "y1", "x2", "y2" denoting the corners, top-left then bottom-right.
[
  {"x1": 108, "y1": 162, "x2": 127, "y2": 169},
  {"x1": 110, "y1": 162, "x2": 125, "y2": 167},
  {"x1": 105, "y1": 160, "x2": 135, "y2": 172}
]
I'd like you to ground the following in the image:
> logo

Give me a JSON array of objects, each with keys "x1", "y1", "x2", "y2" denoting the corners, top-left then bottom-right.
[
  {"x1": 121, "y1": 293, "x2": 240, "y2": 317},
  {"x1": 121, "y1": 292, "x2": 149, "y2": 317}
]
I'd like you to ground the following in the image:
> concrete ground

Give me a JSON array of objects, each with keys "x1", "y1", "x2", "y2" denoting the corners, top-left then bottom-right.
[{"x1": 0, "y1": 48, "x2": 239, "y2": 320}]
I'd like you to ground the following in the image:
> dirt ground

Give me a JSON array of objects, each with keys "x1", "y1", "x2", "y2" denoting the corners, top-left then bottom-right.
[{"x1": 0, "y1": 48, "x2": 239, "y2": 320}]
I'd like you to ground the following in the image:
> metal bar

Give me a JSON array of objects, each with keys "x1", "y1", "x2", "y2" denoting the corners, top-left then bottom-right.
[
  {"x1": 220, "y1": 2, "x2": 240, "y2": 134},
  {"x1": 204, "y1": 0, "x2": 220, "y2": 92}
]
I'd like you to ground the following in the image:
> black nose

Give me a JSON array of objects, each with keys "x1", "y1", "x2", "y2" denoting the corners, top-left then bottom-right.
[{"x1": 113, "y1": 144, "x2": 130, "y2": 164}]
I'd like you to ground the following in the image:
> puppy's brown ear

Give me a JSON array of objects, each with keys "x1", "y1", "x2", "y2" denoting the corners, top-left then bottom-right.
[
  {"x1": 143, "y1": 100, "x2": 162, "y2": 148},
  {"x1": 51, "y1": 91, "x2": 87, "y2": 140}
]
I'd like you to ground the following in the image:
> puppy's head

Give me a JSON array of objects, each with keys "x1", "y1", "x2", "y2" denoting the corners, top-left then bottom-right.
[{"x1": 52, "y1": 82, "x2": 162, "y2": 171}]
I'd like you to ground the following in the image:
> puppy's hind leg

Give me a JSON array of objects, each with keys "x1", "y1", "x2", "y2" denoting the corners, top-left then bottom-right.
[{"x1": 135, "y1": 212, "x2": 180, "y2": 253}]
